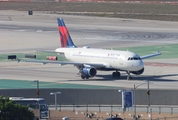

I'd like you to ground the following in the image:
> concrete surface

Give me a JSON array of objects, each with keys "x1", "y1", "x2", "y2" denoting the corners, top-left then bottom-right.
[{"x1": 0, "y1": 10, "x2": 178, "y2": 90}]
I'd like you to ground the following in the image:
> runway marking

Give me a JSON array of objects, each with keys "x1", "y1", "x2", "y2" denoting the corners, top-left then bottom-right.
[
  {"x1": 0, "y1": 63, "x2": 41, "y2": 67},
  {"x1": 36, "y1": 30, "x2": 43, "y2": 32},
  {"x1": 0, "y1": 26, "x2": 19, "y2": 28},
  {"x1": 14, "y1": 30, "x2": 26, "y2": 32},
  {"x1": 145, "y1": 62, "x2": 178, "y2": 67},
  {"x1": 36, "y1": 30, "x2": 57, "y2": 33}
]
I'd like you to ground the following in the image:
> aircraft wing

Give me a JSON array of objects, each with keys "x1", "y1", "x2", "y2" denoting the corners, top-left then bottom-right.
[
  {"x1": 140, "y1": 51, "x2": 161, "y2": 59},
  {"x1": 18, "y1": 59, "x2": 106, "y2": 68}
]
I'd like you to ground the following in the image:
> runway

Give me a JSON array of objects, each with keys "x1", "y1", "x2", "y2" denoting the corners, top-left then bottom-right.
[{"x1": 0, "y1": 10, "x2": 178, "y2": 89}]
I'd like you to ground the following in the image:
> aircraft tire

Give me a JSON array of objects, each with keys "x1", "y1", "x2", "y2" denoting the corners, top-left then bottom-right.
[
  {"x1": 127, "y1": 76, "x2": 132, "y2": 80},
  {"x1": 81, "y1": 74, "x2": 85, "y2": 79},
  {"x1": 116, "y1": 72, "x2": 120, "y2": 77},
  {"x1": 112, "y1": 72, "x2": 117, "y2": 78}
]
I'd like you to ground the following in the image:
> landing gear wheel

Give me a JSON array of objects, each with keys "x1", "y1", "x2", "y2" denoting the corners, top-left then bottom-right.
[
  {"x1": 112, "y1": 72, "x2": 120, "y2": 78},
  {"x1": 81, "y1": 74, "x2": 85, "y2": 79},
  {"x1": 127, "y1": 76, "x2": 132, "y2": 80},
  {"x1": 126, "y1": 71, "x2": 132, "y2": 80},
  {"x1": 116, "y1": 72, "x2": 120, "y2": 77},
  {"x1": 112, "y1": 72, "x2": 117, "y2": 78}
]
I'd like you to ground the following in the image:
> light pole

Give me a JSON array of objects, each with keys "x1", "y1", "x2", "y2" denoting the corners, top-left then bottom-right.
[
  {"x1": 146, "y1": 80, "x2": 150, "y2": 108},
  {"x1": 50, "y1": 92, "x2": 61, "y2": 110},
  {"x1": 133, "y1": 81, "x2": 151, "y2": 120},
  {"x1": 145, "y1": 80, "x2": 152, "y2": 120},
  {"x1": 34, "y1": 80, "x2": 39, "y2": 98}
]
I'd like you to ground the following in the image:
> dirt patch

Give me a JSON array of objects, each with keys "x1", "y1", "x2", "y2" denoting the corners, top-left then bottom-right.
[
  {"x1": 40, "y1": 110, "x2": 178, "y2": 120},
  {"x1": 145, "y1": 62, "x2": 178, "y2": 67},
  {"x1": 0, "y1": 2, "x2": 178, "y2": 21}
]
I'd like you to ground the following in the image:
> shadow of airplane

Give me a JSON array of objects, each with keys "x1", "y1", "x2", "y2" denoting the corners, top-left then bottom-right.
[
  {"x1": 131, "y1": 74, "x2": 178, "y2": 82},
  {"x1": 67, "y1": 73, "x2": 178, "y2": 82}
]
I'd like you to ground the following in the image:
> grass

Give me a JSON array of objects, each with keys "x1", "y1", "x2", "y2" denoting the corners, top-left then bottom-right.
[
  {"x1": 0, "y1": 79, "x2": 120, "y2": 89},
  {"x1": 0, "y1": 2, "x2": 178, "y2": 21},
  {"x1": 115, "y1": 44, "x2": 178, "y2": 59}
]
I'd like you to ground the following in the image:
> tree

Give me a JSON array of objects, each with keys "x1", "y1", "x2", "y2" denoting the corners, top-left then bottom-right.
[{"x1": 0, "y1": 96, "x2": 34, "y2": 120}]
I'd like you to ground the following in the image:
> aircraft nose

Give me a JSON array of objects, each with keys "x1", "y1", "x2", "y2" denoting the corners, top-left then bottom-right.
[
  {"x1": 132, "y1": 60, "x2": 144, "y2": 71},
  {"x1": 137, "y1": 60, "x2": 144, "y2": 70}
]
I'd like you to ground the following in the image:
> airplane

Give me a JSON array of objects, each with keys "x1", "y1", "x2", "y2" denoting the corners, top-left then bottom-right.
[{"x1": 19, "y1": 18, "x2": 161, "y2": 80}]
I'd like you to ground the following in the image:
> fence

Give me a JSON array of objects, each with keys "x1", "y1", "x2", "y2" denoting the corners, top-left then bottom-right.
[
  {"x1": 47, "y1": 105, "x2": 178, "y2": 120},
  {"x1": 49, "y1": 105, "x2": 178, "y2": 114}
]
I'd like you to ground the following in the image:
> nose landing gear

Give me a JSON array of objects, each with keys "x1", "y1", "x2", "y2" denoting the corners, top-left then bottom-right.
[
  {"x1": 112, "y1": 70, "x2": 132, "y2": 80},
  {"x1": 126, "y1": 71, "x2": 132, "y2": 80}
]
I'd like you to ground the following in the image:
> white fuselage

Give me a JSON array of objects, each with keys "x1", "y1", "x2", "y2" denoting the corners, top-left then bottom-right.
[{"x1": 55, "y1": 47, "x2": 144, "y2": 72}]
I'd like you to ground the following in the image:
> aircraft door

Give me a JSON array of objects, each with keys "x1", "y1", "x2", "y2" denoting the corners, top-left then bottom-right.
[{"x1": 119, "y1": 56, "x2": 124, "y2": 66}]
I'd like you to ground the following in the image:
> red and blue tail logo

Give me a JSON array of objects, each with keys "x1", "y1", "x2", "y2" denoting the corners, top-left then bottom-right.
[{"x1": 57, "y1": 18, "x2": 76, "y2": 48}]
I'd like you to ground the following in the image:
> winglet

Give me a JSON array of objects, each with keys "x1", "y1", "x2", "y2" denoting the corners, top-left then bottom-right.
[
  {"x1": 140, "y1": 51, "x2": 161, "y2": 60},
  {"x1": 57, "y1": 18, "x2": 76, "y2": 48}
]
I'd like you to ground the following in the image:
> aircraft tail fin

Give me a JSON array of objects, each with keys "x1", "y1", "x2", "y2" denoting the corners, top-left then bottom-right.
[{"x1": 57, "y1": 18, "x2": 76, "y2": 48}]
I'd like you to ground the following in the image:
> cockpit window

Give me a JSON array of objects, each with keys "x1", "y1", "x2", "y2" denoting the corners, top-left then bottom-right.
[{"x1": 128, "y1": 57, "x2": 141, "y2": 60}]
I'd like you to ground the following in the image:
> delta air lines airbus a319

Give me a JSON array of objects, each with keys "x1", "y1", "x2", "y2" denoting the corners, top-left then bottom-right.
[{"x1": 21, "y1": 18, "x2": 161, "y2": 80}]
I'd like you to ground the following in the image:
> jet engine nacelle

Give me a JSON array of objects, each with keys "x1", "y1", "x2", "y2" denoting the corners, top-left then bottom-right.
[
  {"x1": 131, "y1": 68, "x2": 144, "y2": 75},
  {"x1": 81, "y1": 66, "x2": 97, "y2": 77}
]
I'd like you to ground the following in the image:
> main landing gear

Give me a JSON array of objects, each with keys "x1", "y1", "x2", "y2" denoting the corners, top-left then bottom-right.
[
  {"x1": 112, "y1": 71, "x2": 120, "y2": 78},
  {"x1": 78, "y1": 66, "x2": 90, "y2": 79},
  {"x1": 112, "y1": 70, "x2": 132, "y2": 80},
  {"x1": 81, "y1": 74, "x2": 89, "y2": 79}
]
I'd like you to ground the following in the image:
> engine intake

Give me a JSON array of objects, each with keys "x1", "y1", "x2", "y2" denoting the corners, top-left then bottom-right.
[{"x1": 82, "y1": 67, "x2": 97, "y2": 77}]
